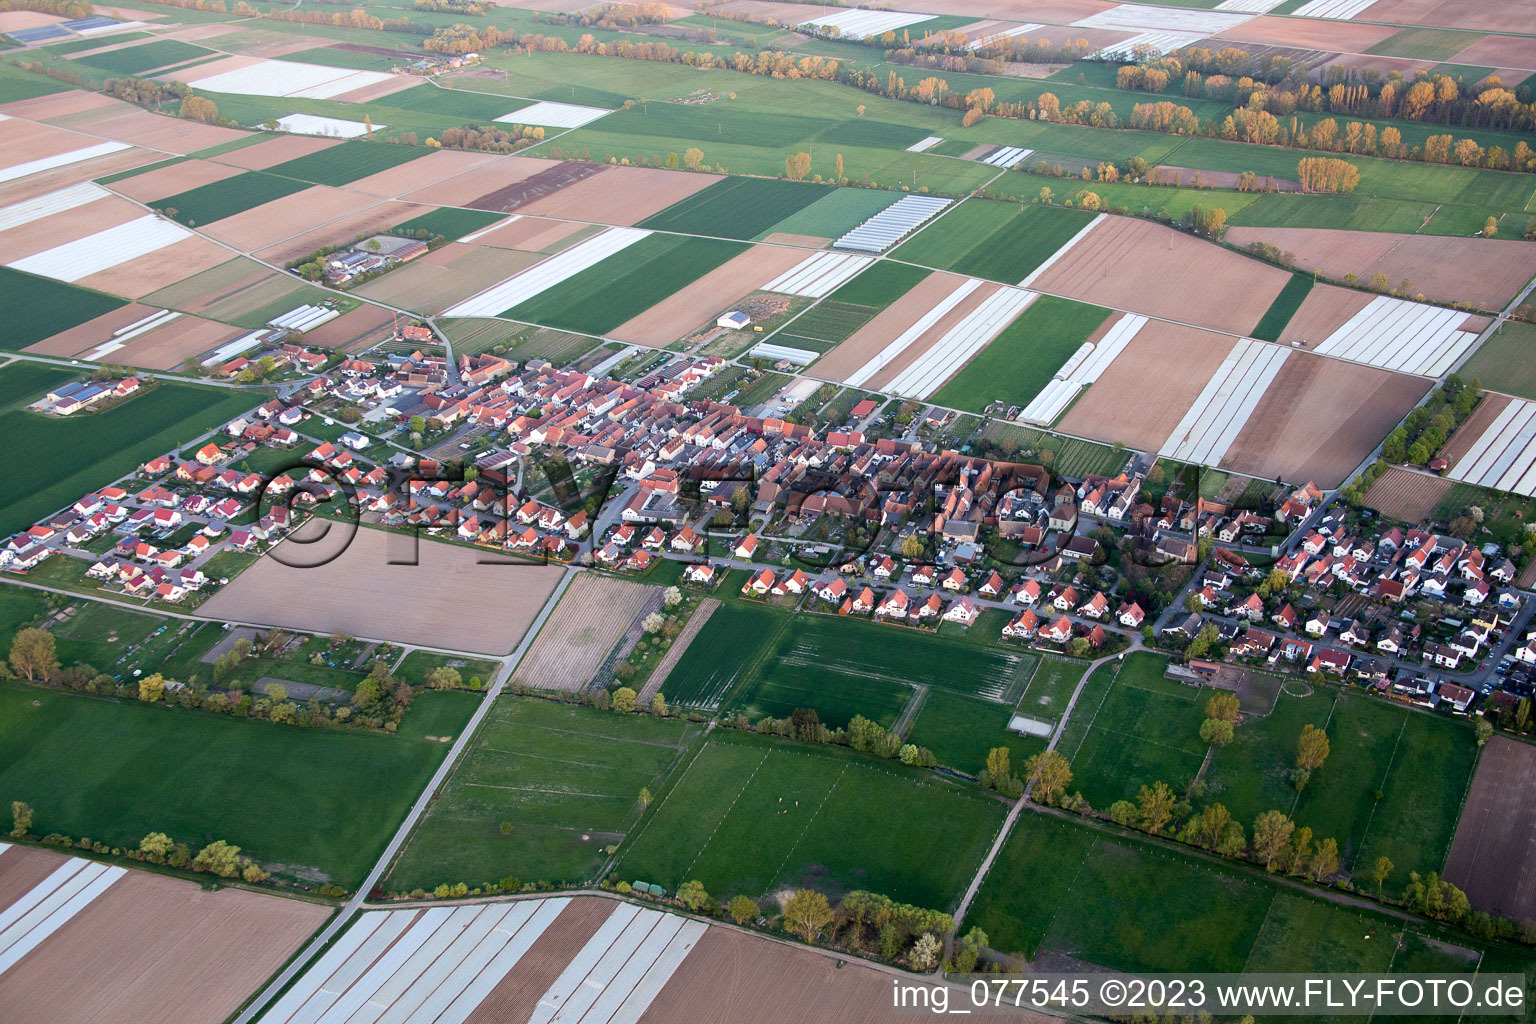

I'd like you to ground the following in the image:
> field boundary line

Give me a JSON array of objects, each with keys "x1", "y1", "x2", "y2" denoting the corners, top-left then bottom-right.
[
  {"x1": 1054, "y1": 661, "x2": 1119, "y2": 763},
  {"x1": 679, "y1": 747, "x2": 772, "y2": 882},
  {"x1": 892, "y1": 684, "x2": 927, "y2": 739},
  {"x1": 1349, "y1": 709, "x2": 1408, "y2": 874},
  {"x1": 772, "y1": 760, "x2": 852, "y2": 885},
  {"x1": 600, "y1": 724, "x2": 718, "y2": 877},
  {"x1": 1236, "y1": 890, "x2": 1282, "y2": 975}
]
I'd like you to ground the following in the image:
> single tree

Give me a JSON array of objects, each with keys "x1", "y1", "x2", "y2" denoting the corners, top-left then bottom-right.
[
  {"x1": 909, "y1": 932, "x2": 941, "y2": 971},
  {"x1": 1252, "y1": 810, "x2": 1295, "y2": 870},
  {"x1": 677, "y1": 879, "x2": 709, "y2": 911},
  {"x1": 1370, "y1": 855, "x2": 1394, "y2": 899},
  {"x1": 138, "y1": 673, "x2": 166, "y2": 703},
  {"x1": 1024, "y1": 749, "x2": 1072, "y2": 805},
  {"x1": 9, "y1": 627, "x2": 57, "y2": 682},
  {"x1": 1136, "y1": 781, "x2": 1176, "y2": 834},
  {"x1": 728, "y1": 894, "x2": 759, "y2": 926},
  {"x1": 612, "y1": 686, "x2": 637, "y2": 713},
  {"x1": 782, "y1": 888, "x2": 833, "y2": 943},
  {"x1": 10, "y1": 801, "x2": 33, "y2": 840},
  {"x1": 1311, "y1": 836, "x2": 1340, "y2": 882}
]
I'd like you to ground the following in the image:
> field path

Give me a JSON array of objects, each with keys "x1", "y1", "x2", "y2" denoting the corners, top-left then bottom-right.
[
  {"x1": 640, "y1": 598, "x2": 718, "y2": 704},
  {"x1": 230, "y1": 564, "x2": 581, "y2": 1024}
]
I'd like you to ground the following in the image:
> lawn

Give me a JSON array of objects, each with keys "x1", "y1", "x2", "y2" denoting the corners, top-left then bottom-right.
[
  {"x1": 930, "y1": 295, "x2": 1112, "y2": 412},
  {"x1": 729, "y1": 613, "x2": 1038, "y2": 729},
  {"x1": 761, "y1": 185, "x2": 899, "y2": 239},
  {"x1": 394, "y1": 649, "x2": 500, "y2": 687},
  {"x1": 263, "y1": 139, "x2": 425, "y2": 186},
  {"x1": 1457, "y1": 321, "x2": 1536, "y2": 400},
  {"x1": 617, "y1": 731, "x2": 1006, "y2": 909},
  {"x1": 0, "y1": 680, "x2": 478, "y2": 888},
  {"x1": 1055, "y1": 652, "x2": 1209, "y2": 807},
  {"x1": 1013, "y1": 654, "x2": 1087, "y2": 728},
  {"x1": 638, "y1": 177, "x2": 833, "y2": 239},
  {"x1": 506, "y1": 233, "x2": 748, "y2": 333},
  {"x1": 72, "y1": 39, "x2": 212, "y2": 76},
  {"x1": 892, "y1": 199, "x2": 1095, "y2": 283},
  {"x1": 0, "y1": 268, "x2": 125, "y2": 349},
  {"x1": 149, "y1": 170, "x2": 312, "y2": 227},
  {"x1": 389, "y1": 206, "x2": 503, "y2": 242},
  {"x1": 1250, "y1": 272, "x2": 1314, "y2": 343},
  {"x1": 384, "y1": 697, "x2": 697, "y2": 891},
  {"x1": 0, "y1": 379, "x2": 261, "y2": 538}
]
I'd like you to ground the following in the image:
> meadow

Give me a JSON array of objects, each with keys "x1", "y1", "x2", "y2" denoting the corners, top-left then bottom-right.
[
  {"x1": 0, "y1": 361, "x2": 76, "y2": 411},
  {"x1": 0, "y1": 680, "x2": 478, "y2": 888},
  {"x1": 893, "y1": 199, "x2": 1095, "y2": 283},
  {"x1": 1457, "y1": 321, "x2": 1536, "y2": 400},
  {"x1": 0, "y1": 268, "x2": 125, "y2": 349},
  {"x1": 906, "y1": 688, "x2": 1046, "y2": 776},
  {"x1": 506, "y1": 233, "x2": 747, "y2": 333},
  {"x1": 930, "y1": 295, "x2": 1112, "y2": 412},
  {"x1": 385, "y1": 698, "x2": 698, "y2": 891},
  {"x1": 616, "y1": 731, "x2": 1006, "y2": 909},
  {"x1": 0, "y1": 378, "x2": 260, "y2": 538},
  {"x1": 639, "y1": 177, "x2": 833, "y2": 239}
]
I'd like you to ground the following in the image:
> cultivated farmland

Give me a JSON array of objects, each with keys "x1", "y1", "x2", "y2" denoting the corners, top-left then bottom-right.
[
  {"x1": 933, "y1": 295, "x2": 1113, "y2": 414},
  {"x1": 0, "y1": 266, "x2": 124, "y2": 349},
  {"x1": 1363, "y1": 465, "x2": 1456, "y2": 522},
  {"x1": 1444, "y1": 736, "x2": 1536, "y2": 921},
  {"x1": 148, "y1": 169, "x2": 310, "y2": 226},
  {"x1": 262, "y1": 139, "x2": 426, "y2": 186},
  {"x1": 893, "y1": 199, "x2": 1097, "y2": 284},
  {"x1": 385, "y1": 698, "x2": 697, "y2": 891},
  {"x1": 638, "y1": 176, "x2": 832, "y2": 239},
  {"x1": 511, "y1": 574, "x2": 658, "y2": 691}
]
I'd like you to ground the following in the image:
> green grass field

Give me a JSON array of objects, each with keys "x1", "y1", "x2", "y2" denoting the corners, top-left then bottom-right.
[
  {"x1": 761, "y1": 186, "x2": 898, "y2": 239},
  {"x1": 263, "y1": 139, "x2": 425, "y2": 186},
  {"x1": 1014, "y1": 655, "x2": 1087, "y2": 728},
  {"x1": 385, "y1": 698, "x2": 697, "y2": 891},
  {"x1": 0, "y1": 268, "x2": 125, "y2": 350},
  {"x1": 275, "y1": 45, "x2": 406, "y2": 72},
  {"x1": 660, "y1": 600, "x2": 786, "y2": 710},
  {"x1": 617, "y1": 731, "x2": 1005, "y2": 908},
  {"x1": 639, "y1": 177, "x2": 833, "y2": 239},
  {"x1": 72, "y1": 39, "x2": 212, "y2": 76},
  {"x1": 150, "y1": 170, "x2": 311, "y2": 226},
  {"x1": 906, "y1": 688, "x2": 1046, "y2": 776},
  {"x1": 930, "y1": 295, "x2": 1112, "y2": 413},
  {"x1": 0, "y1": 680, "x2": 477, "y2": 887},
  {"x1": 0, "y1": 361, "x2": 77, "y2": 412},
  {"x1": 1457, "y1": 322, "x2": 1536, "y2": 400},
  {"x1": 0, "y1": 379, "x2": 261, "y2": 538},
  {"x1": 1251, "y1": 272, "x2": 1314, "y2": 343},
  {"x1": 893, "y1": 199, "x2": 1095, "y2": 283},
  {"x1": 1055, "y1": 652, "x2": 1209, "y2": 807},
  {"x1": 771, "y1": 259, "x2": 929, "y2": 352},
  {"x1": 378, "y1": 83, "x2": 531, "y2": 120},
  {"x1": 390, "y1": 206, "x2": 504, "y2": 241},
  {"x1": 1366, "y1": 27, "x2": 1486, "y2": 61},
  {"x1": 507, "y1": 233, "x2": 746, "y2": 333}
]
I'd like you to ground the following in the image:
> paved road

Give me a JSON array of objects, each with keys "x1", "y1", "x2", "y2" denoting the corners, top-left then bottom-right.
[{"x1": 231, "y1": 564, "x2": 579, "y2": 1024}]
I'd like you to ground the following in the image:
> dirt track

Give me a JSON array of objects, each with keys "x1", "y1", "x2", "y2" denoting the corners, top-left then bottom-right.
[
  {"x1": 1058, "y1": 320, "x2": 1237, "y2": 451},
  {"x1": 1445, "y1": 737, "x2": 1536, "y2": 920},
  {"x1": 1221, "y1": 351, "x2": 1429, "y2": 487},
  {"x1": 609, "y1": 244, "x2": 808, "y2": 347},
  {"x1": 201, "y1": 524, "x2": 563, "y2": 655},
  {"x1": 1029, "y1": 215, "x2": 1289, "y2": 336}
]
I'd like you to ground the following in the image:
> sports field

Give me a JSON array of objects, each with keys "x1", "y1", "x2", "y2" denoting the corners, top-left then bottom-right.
[
  {"x1": 0, "y1": 681, "x2": 478, "y2": 888},
  {"x1": 385, "y1": 698, "x2": 698, "y2": 891},
  {"x1": 1054, "y1": 653, "x2": 1209, "y2": 807},
  {"x1": 0, "y1": 378, "x2": 258, "y2": 539},
  {"x1": 617, "y1": 732, "x2": 1005, "y2": 909},
  {"x1": 149, "y1": 170, "x2": 311, "y2": 226},
  {"x1": 638, "y1": 177, "x2": 832, "y2": 240},
  {"x1": 930, "y1": 295, "x2": 1112, "y2": 412},
  {"x1": 893, "y1": 200, "x2": 1095, "y2": 283},
  {"x1": 507, "y1": 233, "x2": 747, "y2": 334}
]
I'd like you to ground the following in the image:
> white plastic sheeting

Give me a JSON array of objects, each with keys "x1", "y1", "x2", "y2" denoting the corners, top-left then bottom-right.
[
  {"x1": 0, "y1": 141, "x2": 131, "y2": 185},
  {"x1": 1160, "y1": 339, "x2": 1290, "y2": 465},
  {"x1": 1448, "y1": 399, "x2": 1536, "y2": 497},
  {"x1": 886, "y1": 287, "x2": 1037, "y2": 398},
  {"x1": 844, "y1": 277, "x2": 983, "y2": 386},
  {"x1": 833, "y1": 194, "x2": 950, "y2": 253},
  {"x1": 188, "y1": 61, "x2": 393, "y2": 99},
  {"x1": 494, "y1": 101, "x2": 610, "y2": 129},
  {"x1": 8, "y1": 214, "x2": 192, "y2": 282},
  {"x1": 0, "y1": 182, "x2": 110, "y2": 231},
  {"x1": 798, "y1": 9, "x2": 934, "y2": 37},
  {"x1": 761, "y1": 251, "x2": 873, "y2": 298},
  {"x1": 444, "y1": 227, "x2": 651, "y2": 318}
]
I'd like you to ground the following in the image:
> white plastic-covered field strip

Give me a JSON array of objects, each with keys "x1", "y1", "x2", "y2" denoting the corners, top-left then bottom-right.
[
  {"x1": 1448, "y1": 399, "x2": 1536, "y2": 497},
  {"x1": 981, "y1": 145, "x2": 1033, "y2": 168},
  {"x1": 1094, "y1": 30, "x2": 1208, "y2": 58},
  {"x1": 528, "y1": 903, "x2": 707, "y2": 1024},
  {"x1": 1018, "y1": 378, "x2": 1082, "y2": 425},
  {"x1": 594, "y1": 918, "x2": 708, "y2": 1024},
  {"x1": 906, "y1": 136, "x2": 943, "y2": 153},
  {"x1": 528, "y1": 903, "x2": 644, "y2": 1024},
  {"x1": 270, "y1": 305, "x2": 340, "y2": 331},
  {"x1": 366, "y1": 906, "x2": 517, "y2": 1024},
  {"x1": 8, "y1": 214, "x2": 192, "y2": 282},
  {"x1": 1017, "y1": 313, "x2": 1146, "y2": 424},
  {"x1": 258, "y1": 911, "x2": 391, "y2": 1023},
  {"x1": 200, "y1": 330, "x2": 267, "y2": 367},
  {"x1": 0, "y1": 858, "x2": 127, "y2": 976},
  {"x1": 272, "y1": 114, "x2": 385, "y2": 138},
  {"x1": 301, "y1": 907, "x2": 455, "y2": 1024},
  {"x1": 459, "y1": 215, "x2": 517, "y2": 244},
  {"x1": 845, "y1": 277, "x2": 983, "y2": 386},
  {"x1": 966, "y1": 23, "x2": 1045, "y2": 50},
  {"x1": 1071, "y1": 3, "x2": 1254, "y2": 32},
  {"x1": 86, "y1": 310, "x2": 181, "y2": 360},
  {"x1": 750, "y1": 342, "x2": 819, "y2": 364},
  {"x1": 445, "y1": 227, "x2": 650, "y2": 318},
  {"x1": 887, "y1": 287, "x2": 1037, "y2": 398},
  {"x1": 0, "y1": 141, "x2": 131, "y2": 185},
  {"x1": 495, "y1": 101, "x2": 610, "y2": 129},
  {"x1": 1214, "y1": 0, "x2": 1286, "y2": 11},
  {"x1": 431, "y1": 899, "x2": 571, "y2": 1024},
  {"x1": 0, "y1": 182, "x2": 110, "y2": 232},
  {"x1": 1290, "y1": 0, "x2": 1377, "y2": 18},
  {"x1": 1160, "y1": 339, "x2": 1290, "y2": 465},
  {"x1": 798, "y1": 9, "x2": 933, "y2": 36},
  {"x1": 399, "y1": 903, "x2": 541, "y2": 1023},
  {"x1": 762, "y1": 250, "x2": 873, "y2": 298},
  {"x1": 834, "y1": 195, "x2": 951, "y2": 253},
  {"x1": 283, "y1": 909, "x2": 421, "y2": 1024},
  {"x1": 1017, "y1": 213, "x2": 1106, "y2": 288},
  {"x1": 187, "y1": 60, "x2": 392, "y2": 99},
  {"x1": 1310, "y1": 295, "x2": 1478, "y2": 377}
]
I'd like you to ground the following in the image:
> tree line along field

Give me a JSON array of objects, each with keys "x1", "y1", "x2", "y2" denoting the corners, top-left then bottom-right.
[
  {"x1": 616, "y1": 730, "x2": 1006, "y2": 911},
  {"x1": 967, "y1": 810, "x2": 1528, "y2": 985},
  {"x1": 892, "y1": 199, "x2": 1095, "y2": 284},
  {"x1": 0, "y1": 375, "x2": 260, "y2": 539},
  {"x1": 1057, "y1": 653, "x2": 1477, "y2": 880},
  {"x1": 929, "y1": 296, "x2": 1112, "y2": 413},
  {"x1": 506, "y1": 234, "x2": 747, "y2": 335},
  {"x1": 0, "y1": 681, "x2": 479, "y2": 888},
  {"x1": 384, "y1": 698, "x2": 699, "y2": 892}
]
